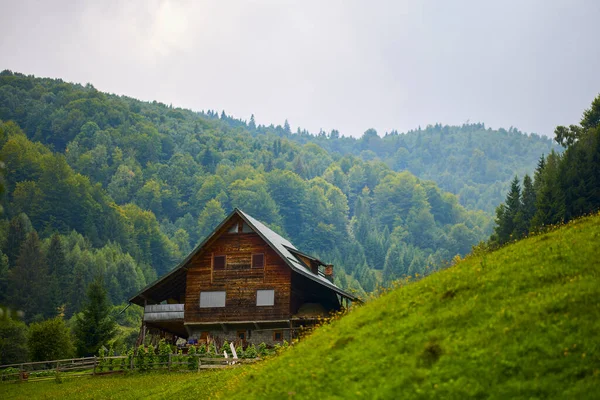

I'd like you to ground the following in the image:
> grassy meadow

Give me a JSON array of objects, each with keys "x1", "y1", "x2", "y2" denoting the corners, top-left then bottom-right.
[
  {"x1": 2, "y1": 213, "x2": 599, "y2": 399},
  {"x1": 1, "y1": 368, "x2": 241, "y2": 400}
]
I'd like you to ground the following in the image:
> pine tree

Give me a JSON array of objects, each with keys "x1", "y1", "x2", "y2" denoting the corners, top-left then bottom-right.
[
  {"x1": 520, "y1": 174, "x2": 536, "y2": 235},
  {"x1": 47, "y1": 234, "x2": 70, "y2": 309},
  {"x1": 8, "y1": 231, "x2": 53, "y2": 321},
  {"x1": 0, "y1": 251, "x2": 8, "y2": 303},
  {"x1": 492, "y1": 176, "x2": 521, "y2": 244},
  {"x1": 5, "y1": 213, "x2": 32, "y2": 268},
  {"x1": 74, "y1": 277, "x2": 117, "y2": 356},
  {"x1": 532, "y1": 151, "x2": 565, "y2": 229}
]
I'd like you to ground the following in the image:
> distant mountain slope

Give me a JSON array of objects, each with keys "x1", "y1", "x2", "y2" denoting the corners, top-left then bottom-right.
[
  {"x1": 220, "y1": 213, "x2": 600, "y2": 399},
  {"x1": 218, "y1": 119, "x2": 560, "y2": 213}
]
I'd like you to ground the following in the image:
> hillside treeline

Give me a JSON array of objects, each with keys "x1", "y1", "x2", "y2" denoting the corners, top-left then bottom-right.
[
  {"x1": 0, "y1": 71, "x2": 506, "y2": 319},
  {"x1": 217, "y1": 116, "x2": 558, "y2": 213},
  {"x1": 491, "y1": 95, "x2": 600, "y2": 244}
]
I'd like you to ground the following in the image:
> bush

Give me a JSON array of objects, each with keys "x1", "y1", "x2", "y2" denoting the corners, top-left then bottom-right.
[
  {"x1": 27, "y1": 317, "x2": 75, "y2": 362},
  {"x1": 98, "y1": 347, "x2": 106, "y2": 372},
  {"x1": 0, "y1": 318, "x2": 28, "y2": 364},
  {"x1": 243, "y1": 344, "x2": 258, "y2": 359},
  {"x1": 187, "y1": 345, "x2": 197, "y2": 370},
  {"x1": 147, "y1": 344, "x2": 156, "y2": 370},
  {"x1": 158, "y1": 339, "x2": 170, "y2": 368},
  {"x1": 1, "y1": 367, "x2": 20, "y2": 382},
  {"x1": 257, "y1": 342, "x2": 268, "y2": 357},
  {"x1": 220, "y1": 340, "x2": 230, "y2": 357},
  {"x1": 136, "y1": 345, "x2": 147, "y2": 372}
]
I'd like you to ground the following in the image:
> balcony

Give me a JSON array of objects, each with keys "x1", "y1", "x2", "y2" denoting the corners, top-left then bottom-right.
[{"x1": 144, "y1": 304, "x2": 184, "y2": 322}]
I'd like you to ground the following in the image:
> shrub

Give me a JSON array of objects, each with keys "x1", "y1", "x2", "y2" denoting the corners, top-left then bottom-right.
[
  {"x1": 158, "y1": 339, "x2": 170, "y2": 368},
  {"x1": 220, "y1": 340, "x2": 230, "y2": 357},
  {"x1": 107, "y1": 344, "x2": 114, "y2": 371},
  {"x1": 126, "y1": 346, "x2": 134, "y2": 371},
  {"x1": 187, "y1": 345, "x2": 197, "y2": 370},
  {"x1": 136, "y1": 345, "x2": 147, "y2": 372},
  {"x1": 147, "y1": 344, "x2": 156, "y2": 369},
  {"x1": 27, "y1": 317, "x2": 75, "y2": 362},
  {"x1": 235, "y1": 345, "x2": 243, "y2": 359},
  {"x1": 243, "y1": 344, "x2": 258, "y2": 359},
  {"x1": 0, "y1": 318, "x2": 28, "y2": 365},
  {"x1": 257, "y1": 342, "x2": 268, "y2": 357},
  {"x1": 98, "y1": 347, "x2": 106, "y2": 372}
]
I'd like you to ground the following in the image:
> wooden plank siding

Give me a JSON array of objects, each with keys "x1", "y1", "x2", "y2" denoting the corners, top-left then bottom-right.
[{"x1": 185, "y1": 219, "x2": 292, "y2": 323}]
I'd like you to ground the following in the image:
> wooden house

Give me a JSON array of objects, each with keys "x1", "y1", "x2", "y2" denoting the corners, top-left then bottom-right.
[{"x1": 129, "y1": 209, "x2": 358, "y2": 345}]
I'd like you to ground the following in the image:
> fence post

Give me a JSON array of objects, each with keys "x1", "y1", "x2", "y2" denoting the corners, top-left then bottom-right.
[
  {"x1": 93, "y1": 356, "x2": 97, "y2": 376},
  {"x1": 197, "y1": 355, "x2": 201, "y2": 372},
  {"x1": 168, "y1": 353, "x2": 171, "y2": 372}
]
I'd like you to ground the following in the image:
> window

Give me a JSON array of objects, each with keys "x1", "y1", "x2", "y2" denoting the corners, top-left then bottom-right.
[
  {"x1": 273, "y1": 331, "x2": 283, "y2": 341},
  {"x1": 241, "y1": 222, "x2": 253, "y2": 233},
  {"x1": 256, "y1": 289, "x2": 274, "y2": 306},
  {"x1": 252, "y1": 253, "x2": 264, "y2": 269},
  {"x1": 228, "y1": 223, "x2": 238, "y2": 234},
  {"x1": 213, "y1": 255, "x2": 226, "y2": 270},
  {"x1": 237, "y1": 330, "x2": 246, "y2": 341},
  {"x1": 200, "y1": 291, "x2": 226, "y2": 308}
]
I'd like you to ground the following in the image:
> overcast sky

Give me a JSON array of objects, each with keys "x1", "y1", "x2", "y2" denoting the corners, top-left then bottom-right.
[{"x1": 1, "y1": 0, "x2": 599, "y2": 138}]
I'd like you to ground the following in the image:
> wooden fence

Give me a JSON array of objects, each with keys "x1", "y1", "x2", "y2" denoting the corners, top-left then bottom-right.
[{"x1": 0, "y1": 355, "x2": 258, "y2": 383}]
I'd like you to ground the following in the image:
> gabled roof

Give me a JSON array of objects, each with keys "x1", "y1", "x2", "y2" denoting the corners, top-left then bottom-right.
[{"x1": 129, "y1": 208, "x2": 358, "y2": 306}]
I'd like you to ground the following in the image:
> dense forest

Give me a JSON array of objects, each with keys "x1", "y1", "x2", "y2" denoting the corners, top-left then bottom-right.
[{"x1": 0, "y1": 71, "x2": 554, "y2": 324}]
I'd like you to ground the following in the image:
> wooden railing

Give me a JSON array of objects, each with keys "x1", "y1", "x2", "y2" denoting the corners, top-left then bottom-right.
[{"x1": 0, "y1": 354, "x2": 258, "y2": 383}]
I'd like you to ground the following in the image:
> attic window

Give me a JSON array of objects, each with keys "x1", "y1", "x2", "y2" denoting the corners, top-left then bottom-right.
[
  {"x1": 228, "y1": 223, "x2": 238, "y2": 234},
  {"x1": 252, "y1": 254, "x2": 264, "y2": 269},
  {"x1": 241, "y1": 222, "x2": 253, "y2": 233},
  {"x1": 213, "y1": 255, "x2": 226, "y2": 270}
]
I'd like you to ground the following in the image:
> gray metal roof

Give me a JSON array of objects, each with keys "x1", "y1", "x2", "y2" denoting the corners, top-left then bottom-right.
[{"x1": 237, "y1": 210, "x2": 358, "y2": 300}]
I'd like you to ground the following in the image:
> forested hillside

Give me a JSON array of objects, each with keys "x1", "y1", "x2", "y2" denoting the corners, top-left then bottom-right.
[
  {"x1": 0, "y1": 70, "x2": 549, "y2": 321},
  {"x1": 218, "y1": 117, "x2": 558, "y2": 213}
]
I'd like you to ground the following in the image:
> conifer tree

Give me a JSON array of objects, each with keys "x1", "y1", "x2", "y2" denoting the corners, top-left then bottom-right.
[
  {"x1": 74, "y1": 277, "x2": 117, "y2": 356},
  {"x1": 0, "y1": 251, "x2": 8, "y2": 303},
  {"x1": 520, "y1": 174, "x2": 536, "y2": 235},
  {"x1": 8, "y1": 231, "x2": 52, "y2": 321},
  {"x1": 5, "y1": 213, "x2": 32, "y2": 268},
  {"x1": 492, "y1": 176, "x2": 521, "y2": 244},
  {"x1": 46, "y1": 234, "x2": 69, "y2": 309}
]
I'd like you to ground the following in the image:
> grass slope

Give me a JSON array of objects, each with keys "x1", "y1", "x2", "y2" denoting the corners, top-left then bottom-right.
[{"x1": 220, "y1": 214, "x2": 600, "y2": 399}]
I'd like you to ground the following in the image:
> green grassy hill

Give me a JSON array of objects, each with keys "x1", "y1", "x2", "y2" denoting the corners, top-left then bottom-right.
[
  {"x1": 3, "y1": 213, "x2": 599, "y2": 399},
  {"x1": 220, "y1": 213, "x2": 600, "y2": 399}
]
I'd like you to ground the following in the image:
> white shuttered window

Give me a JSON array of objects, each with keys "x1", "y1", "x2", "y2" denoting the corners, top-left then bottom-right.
[
  {"x1": 256, "y1": 290, "x2": 275, "y2": 306},
  {"x1": 200, "y1": 291, "x2": 226, "y2": 308}
]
